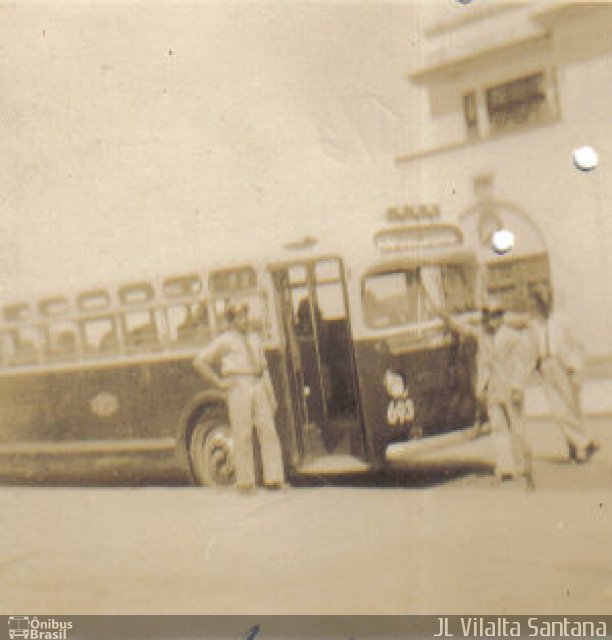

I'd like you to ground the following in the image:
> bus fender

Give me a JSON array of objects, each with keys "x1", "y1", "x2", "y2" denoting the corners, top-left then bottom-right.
[{"x1": 175, "y1": 389, "x2": 228, "y2": 467}]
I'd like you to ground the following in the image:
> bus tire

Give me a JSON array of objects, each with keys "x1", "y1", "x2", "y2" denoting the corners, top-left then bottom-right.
[{"x1": 188, "y1": 410, "x2": 235, "y2": 487}]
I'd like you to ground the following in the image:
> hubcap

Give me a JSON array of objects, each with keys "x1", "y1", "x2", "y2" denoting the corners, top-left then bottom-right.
[{"x1": 205, "y1": 429, "x2": 234, "y2": 483}]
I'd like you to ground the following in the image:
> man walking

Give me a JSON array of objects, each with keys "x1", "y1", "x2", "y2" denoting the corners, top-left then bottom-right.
[
  {"x1": 194, "y1": 301, "x2": 286, "y2": 491},
  {"x1": 440, "y1": 298, "x2": 532, "y2": 484},
  {"x1": 527, "y1": 288, "x2": 599, "y2": 463}
]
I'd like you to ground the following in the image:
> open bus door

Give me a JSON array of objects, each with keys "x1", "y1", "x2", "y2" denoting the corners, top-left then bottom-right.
[{"x1": 270, "y1": 258, "x2": 367, "y2": 472}]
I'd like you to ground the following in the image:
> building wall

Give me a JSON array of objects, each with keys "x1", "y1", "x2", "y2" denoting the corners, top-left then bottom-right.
[{"x1": 397, "y1": 3, "x2": 612, "y2": 357}]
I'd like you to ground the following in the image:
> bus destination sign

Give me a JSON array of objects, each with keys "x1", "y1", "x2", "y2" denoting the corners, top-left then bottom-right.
[{"x1": 374, "y1": 225, "x2": 464, "y2": 253}]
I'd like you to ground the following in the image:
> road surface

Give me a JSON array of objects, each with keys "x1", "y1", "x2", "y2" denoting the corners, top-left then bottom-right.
[{"x1": 0, "y1": 416, "x2": 610, "y2": 614}]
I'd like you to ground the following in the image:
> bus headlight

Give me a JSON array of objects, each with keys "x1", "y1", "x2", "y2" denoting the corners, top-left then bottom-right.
[{"x1": 383, "y1": 370, "x2": 406, "y2": 399}]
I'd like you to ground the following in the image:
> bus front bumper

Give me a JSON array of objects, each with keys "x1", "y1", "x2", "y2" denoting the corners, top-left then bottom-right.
[{"x1": 384, "y1": 424, "x2": 484, "y2": 463}]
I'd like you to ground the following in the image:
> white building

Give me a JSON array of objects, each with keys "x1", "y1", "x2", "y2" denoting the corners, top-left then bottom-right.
[{"x1": 397, "y1": 1, "x2": 612, "y2": 359}]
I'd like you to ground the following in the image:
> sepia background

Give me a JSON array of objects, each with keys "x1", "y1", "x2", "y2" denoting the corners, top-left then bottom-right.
[
  {"x1": 2, "y1": 1, "x2": 612, "y2": 359},
  {"x1": 1, "y1": 0, "x2": 612, "y2": 616}
]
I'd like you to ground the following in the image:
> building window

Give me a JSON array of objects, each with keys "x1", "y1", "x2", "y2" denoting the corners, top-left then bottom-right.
[
  {"x1": 485, "y1": 72, "x2": 551, "y2": 132},
  {"x1": 463, "y1": 92, "x2": 479, "y2": 138}
]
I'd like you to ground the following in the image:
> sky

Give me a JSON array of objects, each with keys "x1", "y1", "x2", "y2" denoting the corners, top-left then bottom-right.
[{"x1": 0, "y1": 0, "x2": 435, "y2": 298}]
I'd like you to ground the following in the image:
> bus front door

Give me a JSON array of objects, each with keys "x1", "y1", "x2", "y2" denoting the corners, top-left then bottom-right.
[{"x1": 271, "y1": 259, "x2": 366, "y2": 469}]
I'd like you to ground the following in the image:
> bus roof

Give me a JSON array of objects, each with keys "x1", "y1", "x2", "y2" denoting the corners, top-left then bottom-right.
[{"x1": 0, "y1": 220, "x2": 474, "y2": 324}]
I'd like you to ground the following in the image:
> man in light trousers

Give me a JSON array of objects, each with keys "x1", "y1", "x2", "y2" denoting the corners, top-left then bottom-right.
[
  {"x1": 526, "y1": 288, "x2": 599, "y2": 463},
  {"x1": 194, "y1": 301, "x2": 285, "y2": 492},
  {"x1": 441, "y1": 298, "x2": 533, "y2": 485}
]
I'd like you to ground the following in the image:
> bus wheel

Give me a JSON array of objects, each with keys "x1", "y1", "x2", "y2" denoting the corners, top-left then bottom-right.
[{"x1": 189, "y1": 414, "x2": 235, "y2": 486}]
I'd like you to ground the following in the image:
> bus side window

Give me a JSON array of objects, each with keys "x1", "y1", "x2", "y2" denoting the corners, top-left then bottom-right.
[
  {"x1": 167, "y1": 301, "x2": 210, "y2": 345},
  {"x1": 362, "y1": 270, "x2": 425, "y2": 327},
  {"x1": 6, "y1": 327, "x2": 41, "y2": 366},
  {"x1": 441, "y1": 264, "x2": 476, "y2": 313},
  {"x1": 122, "y1": 309, "x2": 161, "y2": 351},
  {"x1": 362, "y1": 289, "x2": 380, "y2": 327},
  {"x1": 315, "y1": 282, "x2": 346, "y2": 320},
  {"x1": 81, "y1": 317, "x2": 119, "y2": 356},
  {"x1": 46, "y1": 321, "x2": 79, "y2": 361}
]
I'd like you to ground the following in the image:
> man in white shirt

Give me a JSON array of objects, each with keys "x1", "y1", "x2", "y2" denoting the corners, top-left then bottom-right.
[
  {"x1": 193, "y1": 302, "x2": 285, "y2": 491},
  {"x1": 441, "y1": 298, "x2": 532, "y2": 484},
  {"x1": 527, "y1": 288, "x2": 599, "y2": 463}
]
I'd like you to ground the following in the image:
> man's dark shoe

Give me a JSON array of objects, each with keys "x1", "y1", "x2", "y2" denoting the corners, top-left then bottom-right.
[
  {"x1": 236, "y1": 484, "x2": 257, "y2": 494},
  {"x1": 265, "y1": 482, "x2": 289, "y2": 491},
  {"x1": 585, "y1": 441, "x2": 601, "y2": 459}
]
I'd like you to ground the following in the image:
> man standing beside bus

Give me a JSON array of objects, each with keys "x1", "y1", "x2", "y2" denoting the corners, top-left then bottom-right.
[
  {"x1": 526, "y1": 288, "x2": 600, "y2": 463},
  {"x1": 439, "y1": 298, "x2": 532, "y2": 485},
  {"x1": 193, "y1": 301, "x2": 286, "y2": 492}
]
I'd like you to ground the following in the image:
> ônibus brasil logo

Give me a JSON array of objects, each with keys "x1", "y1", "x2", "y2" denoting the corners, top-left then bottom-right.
[{"x1": 8, "y1": 617, "x2": 73, "y2": 640}]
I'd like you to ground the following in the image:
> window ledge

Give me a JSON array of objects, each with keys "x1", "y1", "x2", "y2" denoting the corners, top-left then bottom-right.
[{"x1": 395, "y1": 112, "x2": 561, "y2": 164}]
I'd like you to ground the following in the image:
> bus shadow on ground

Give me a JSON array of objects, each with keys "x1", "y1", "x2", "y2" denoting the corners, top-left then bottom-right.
[
  {"x1": 290, "y1": 461, "x2": 493, "y2": 490},
  {"x1": 0, "y1": 456, "x2": 492, "y2": 489}
]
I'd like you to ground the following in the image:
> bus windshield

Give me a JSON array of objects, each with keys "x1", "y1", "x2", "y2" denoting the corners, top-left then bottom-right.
[{"x1": 362, "y1": 263, "x2": 476, "y2": 329}]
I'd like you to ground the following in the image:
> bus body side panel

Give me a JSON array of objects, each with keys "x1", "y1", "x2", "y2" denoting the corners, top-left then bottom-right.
[
  {"x1": 0, "y1": 365, "x2": 159, "y2": 445},
  {"x1": 0, "y1": 374, "x2": 49, "y2": 443},
  {"x1": 0, "y1": 359, "x2": 212, "y2": 481},
  {"x1": 353, "y1": 335, "x2": 477, "y2": 460},
  {"x1": 0, "y1": 362, "x2": 192, "y2": 481},
  {"x1": 0, "y1": 362, "x2": 196, "y2": 444},
  {"x1": 68, "y1": 365, "x2": 154, "y2": 440},
  {"x1": 148, "y1": 357, "x2": 209, "y2": 437},
  {"x1": 0, "y1": 350, "x2": 300, "y2": 480}
]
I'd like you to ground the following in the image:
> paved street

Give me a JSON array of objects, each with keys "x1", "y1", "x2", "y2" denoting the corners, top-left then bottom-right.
[{"x1": 0, "y1": 416, "x2": 610, "y2": 615}]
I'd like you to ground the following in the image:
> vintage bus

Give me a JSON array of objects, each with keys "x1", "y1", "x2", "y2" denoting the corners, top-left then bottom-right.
[{"x1": 0, "y1": 220, "x2": 481, "y2": 485}]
